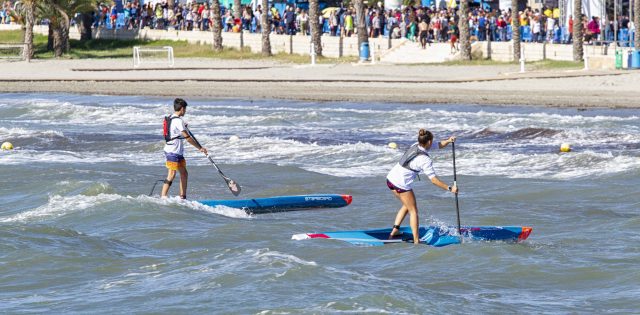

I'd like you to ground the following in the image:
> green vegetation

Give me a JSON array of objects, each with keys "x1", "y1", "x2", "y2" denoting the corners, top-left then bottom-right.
[
  {"x1": 528, "y1": 59, "x2": 583, "y2": 70},
  {"x1": 438, "y1": 59, "x2": 511, "y2": 66},
  {"x1": 0, "y1": 30, "x2": 356, "y2": 63},
  {"x1": 435, "y1": 58, "x2": 583, "y2": 70}
]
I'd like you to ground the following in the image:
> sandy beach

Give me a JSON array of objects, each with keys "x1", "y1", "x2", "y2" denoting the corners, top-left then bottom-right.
[{"x1": 3, "y1": 58, "x2": 639, "y2": 108}]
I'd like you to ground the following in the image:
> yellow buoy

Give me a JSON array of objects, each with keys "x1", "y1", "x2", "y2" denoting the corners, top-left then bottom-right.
[
  {"x1": 388, "y1": 142, "x2": 398, "y2": 149},
  {"x1": 560, "y1": 143, "x2": 571, "y2": 152},
  {"x1": 1, "y1": 142, "x2": 13, "y2": 150}
]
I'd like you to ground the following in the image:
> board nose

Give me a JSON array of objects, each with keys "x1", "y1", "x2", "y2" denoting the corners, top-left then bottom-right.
[
  {"x1": 341, "y1": 195, "x2": 353, "y2": 205},
  {"x1": 518, "y1": 226, "x2": 533, "y2": 241}
]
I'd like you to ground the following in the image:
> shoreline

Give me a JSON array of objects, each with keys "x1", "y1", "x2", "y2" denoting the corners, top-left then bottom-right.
[{"x1": 3, "y1": 58, "x2": 639, "y2": 109}]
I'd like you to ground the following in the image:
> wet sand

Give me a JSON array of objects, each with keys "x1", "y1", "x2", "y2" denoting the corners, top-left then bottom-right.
[{"x1": 3, "y1": 58, "x2": 638, "y2": 108}]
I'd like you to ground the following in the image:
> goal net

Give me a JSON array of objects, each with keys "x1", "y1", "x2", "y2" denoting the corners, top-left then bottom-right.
[
  {"x1": 0, "y1": 43, "x2": 26, "y2": 61},
  {"x1": 133, "y1": 46, "x2": 174, "y2": 68}
]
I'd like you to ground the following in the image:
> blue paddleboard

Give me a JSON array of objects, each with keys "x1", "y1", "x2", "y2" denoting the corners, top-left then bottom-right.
[
  {"x1": 292, "y1": 225, "x2": 532, "y2": 247},
  {"x1": 198, "y1": 194, "x2": 352, "y2": 214}
]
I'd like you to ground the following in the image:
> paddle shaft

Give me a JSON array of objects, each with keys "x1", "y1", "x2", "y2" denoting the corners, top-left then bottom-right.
[
  {"x1": 185, "y1": 128, "x2": 241, "y2": 196},
  {"x1": 452, "y1": 142, "x2": 461, "y2": 237}
]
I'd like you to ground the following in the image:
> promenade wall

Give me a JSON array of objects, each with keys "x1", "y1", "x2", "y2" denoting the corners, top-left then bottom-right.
[{"x1": 2, "y1": 24, "x2": 629, "y2": 68}]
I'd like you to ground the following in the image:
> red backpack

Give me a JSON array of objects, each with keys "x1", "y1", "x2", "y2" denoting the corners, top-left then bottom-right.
[{"x1": 163, "y1": 116, "x2": 183, "y2": 143}]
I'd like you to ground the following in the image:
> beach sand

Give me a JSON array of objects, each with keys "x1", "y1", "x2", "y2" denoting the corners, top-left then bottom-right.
[{"x1": 2, "y1": 58, "x2": 639, "y2": 108}]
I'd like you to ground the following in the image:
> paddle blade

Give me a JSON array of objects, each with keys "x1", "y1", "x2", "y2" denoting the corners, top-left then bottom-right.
[{"x1": 225, "y1": 177, "x2": 241, "y2": 196}]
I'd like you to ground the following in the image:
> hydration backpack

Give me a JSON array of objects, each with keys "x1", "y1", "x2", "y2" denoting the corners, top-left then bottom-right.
[
  {"x1": 163, "y1": 116, "x2": 182, "y2": 143},
  {"x1": 399, "y1": 144, "x2": 430, "y2": 173}
]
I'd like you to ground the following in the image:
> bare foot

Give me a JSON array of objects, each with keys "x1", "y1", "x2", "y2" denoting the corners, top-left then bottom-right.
[{"x1": 389, "y1": 227, "x2": 402, "y2": 239}]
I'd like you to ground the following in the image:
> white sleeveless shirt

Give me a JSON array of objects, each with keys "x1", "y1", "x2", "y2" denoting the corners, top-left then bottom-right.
[{"x1": 386, "y1": 143, "x2": 437, "y2": 190}]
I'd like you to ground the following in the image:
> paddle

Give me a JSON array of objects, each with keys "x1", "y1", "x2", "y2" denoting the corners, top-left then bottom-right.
[
  {"x1": 452, "y1": 141, "x2": 462, "y2": 239},
  {"x1": 186, "y1": 127, "x2": 241, "y2": 196}
]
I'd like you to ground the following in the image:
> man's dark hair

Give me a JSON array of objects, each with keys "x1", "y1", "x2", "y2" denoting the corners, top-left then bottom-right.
[{"x1": 174, "y1": 98, "x2": 188, "y2": 111}]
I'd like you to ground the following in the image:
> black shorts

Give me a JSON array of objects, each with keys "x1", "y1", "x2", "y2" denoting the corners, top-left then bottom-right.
[{"x1": 387, "y1": 179, "x2": 411, "y2": 194}]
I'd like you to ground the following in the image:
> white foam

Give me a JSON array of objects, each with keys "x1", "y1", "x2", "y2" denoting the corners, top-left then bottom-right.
[
  {"x1": 458, "y1": 149, "x2": 640, "y2": 179},
  {"x1": 0, "y1": 127, "x2": 64, "y2": 138},
  {"x1": 0, "y1": 194, "x2": 250, "y2": 223},
  {"x1": 250, "y1": 248, "x2": 317, "y2": 266},
  {"x1": 3, "y1": 96, "x2": 638, "y2": 180},
  {"x1": 0, "y1": 193, "x2": 121, "y2": 223}
]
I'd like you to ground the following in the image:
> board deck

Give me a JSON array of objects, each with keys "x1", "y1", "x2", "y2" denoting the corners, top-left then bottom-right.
[
  {"x1": 198, "y1": 194, "x2": 352, "y2": 214},
  {"x1": 292, "y1": 225, "x2": 532, "y2": 247}
]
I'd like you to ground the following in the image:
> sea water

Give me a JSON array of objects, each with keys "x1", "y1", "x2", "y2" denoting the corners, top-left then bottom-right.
[{"x1": 0, "y1": 93, "x2": 638, "y2": 313}]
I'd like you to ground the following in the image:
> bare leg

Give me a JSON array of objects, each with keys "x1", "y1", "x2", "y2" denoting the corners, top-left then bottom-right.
[
  {"x1": 391, "y1": 190, "x2": 420, "y2": 244},
  {"x1": 392, "y1": 205, "x2": 408, "y2": 230},
  {"x1": 160, "y1": 170, "x2": 177, "y2": 198},
  {"x1": 390, "y1": 190, "x2": 408, "y2": 237},
  {"x1": 177, "y1": 166, "x2": 188, "y2": 198}
]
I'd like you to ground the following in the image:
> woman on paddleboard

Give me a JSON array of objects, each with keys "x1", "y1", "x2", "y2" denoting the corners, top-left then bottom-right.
[
  {"x1": 161, "y1": 98, "x2": 208, "y2": 199},
  {"x1": 386, "y1": 129, "x2": 457, "y2": 244}
]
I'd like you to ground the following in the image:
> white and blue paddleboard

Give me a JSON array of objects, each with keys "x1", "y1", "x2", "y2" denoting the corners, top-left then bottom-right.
[
  {"x1": 292, "y1": 225, "x2": 532, "y2": 247},
  {"x1": 198, "y1": 194, "x2": 352, "y2": 214}
]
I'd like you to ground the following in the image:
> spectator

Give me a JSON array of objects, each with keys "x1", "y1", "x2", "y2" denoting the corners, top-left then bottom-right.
[
  {"x1": 284, "y1": 6, "x2": 295, "y2": 35},
  {"x1": 297, "y1": 10, "x2": 309, "y2": 35},
  {"x1": 586, "y1": 16, "x2": 600, "y2": 43},
  {"x1": 201, "y1": 4, "x2": 210, "y2": 31},
  {"x1": 344, "y1": 11, "x2": 354, "y2": 37},
  {"x1": 546, "y1": 16, "x2": 555, "y2": 43}
]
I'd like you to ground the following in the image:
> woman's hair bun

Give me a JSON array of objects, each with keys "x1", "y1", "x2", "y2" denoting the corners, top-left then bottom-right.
[{"x1": 418, "y1": 128, "x2": 426, "y2": 136}]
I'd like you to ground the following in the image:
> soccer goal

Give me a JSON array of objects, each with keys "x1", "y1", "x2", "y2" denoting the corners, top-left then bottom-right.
[
  {"x1": 132, "y1": 46, "x2": 174, "y2": 68},
  {"x1": 0, "y1": 43, "x2": 27, "y2": 61}
]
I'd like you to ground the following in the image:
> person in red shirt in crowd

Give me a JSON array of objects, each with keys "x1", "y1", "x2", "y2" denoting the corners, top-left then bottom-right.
[
  {"x1": 568, "y1": 15, "x2": 573, "y2": 43},
  {"x1": 586, "y1": 16, "x2": 600, "y2": 43}
]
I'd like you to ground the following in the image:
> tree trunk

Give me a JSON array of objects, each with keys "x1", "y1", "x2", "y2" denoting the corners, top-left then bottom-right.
[
  {"x1": 79, "y1": 13, "x2": 93, "y2": 41},
  {"x1": 234, "y1": 0, "x2": 241, "y2": 20},
  {"x1": 48, "y1": 22, "x2": 54, "y2": 51},
  {"x1": 260, "y1": 0, "x2": 271, "y2": 56},
  {"x1": 211, "y1": 0, "x2": 223, "y2": 51},
  {"x1": 458, "y1": 0, "x2": 471, "y2": 59},
  {"x1": 572, "y1": 0, "x2": 583, "y2": 61},
  {"x1": 354, "y1": 0, "x2": 368, "y2": 50},
  {"x1": 511, "y1": 0, "x2": 521, "y2": 61},
  {"x1": 53, "y1": 24, "x2": 64, "y2": 58},
  {"x1": 23, "y1": 0, "x2": 36, "y2": 62},
  {"x1": 62, "y1": 19, "x2": 70, "y2": 54},
  {"x1": 635, "y1": 0, "x2": 640, "y2": 50},
  {"x1": 309, "y1": 0, "x2": 322, "y2": 56}
]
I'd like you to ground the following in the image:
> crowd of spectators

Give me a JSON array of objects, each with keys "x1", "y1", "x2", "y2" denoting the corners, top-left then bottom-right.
[
  {"x1": 1, "y1": 1, "x2": 16, "y2": 24},
  {"x1": 1, "y1": 0, "x2": 637, "y2": 47}
]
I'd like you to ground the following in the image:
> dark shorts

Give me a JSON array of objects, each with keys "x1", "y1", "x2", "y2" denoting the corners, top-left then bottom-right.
[{"x1": 387, "y1": 179, "x2": 411, "y2": 194}]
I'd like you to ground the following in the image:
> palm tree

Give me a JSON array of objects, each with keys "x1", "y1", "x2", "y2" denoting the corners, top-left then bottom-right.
[
  {"x1": 21, "y1": 0, "x2": 37, "y2": 62},
  {"x1": 39, "y1": 3, "x2": 65, "y2": 57},
  {"x1": 635, "y1": 0, "x2": 640, "y2": 50},
  {"x1": 309, "y1": 0, "x2": 322, "y2": 56},
  {"x1": 458, "y1": 0, "x2": 471, "y2": 59},
  {"x1": 511, "y1": 0, "x2": 521, "y2": 61},
  {"x1": 78, "y1": 12, "x2": 93, "y2": 41},
  {"x1": 260, "y1": 0, "x2": 271, "y2": 56},
  {"x1": 572, "y1": 0, "x2": 583, "y2": 61},
  {"x1": 47, "y1": 0, "x2": 94, "y2": 56},
  {"x1": 354, "y1": 0, "x2": 367, "y2": 53},
  {"x1": 211, "y1": 0, "x2": 223, "y2": 51}
]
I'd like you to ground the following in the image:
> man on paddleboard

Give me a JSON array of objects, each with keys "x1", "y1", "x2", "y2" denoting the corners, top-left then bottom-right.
[
  {"x1": 161, "y1": 98, "x2": 208, "y2": 199},
  {"x1": 386, "y1": 129, "x2": 457, "y2": 244}
]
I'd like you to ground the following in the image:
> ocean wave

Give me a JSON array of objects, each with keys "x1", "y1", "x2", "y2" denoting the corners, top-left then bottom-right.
[
  {"x1": 0, "y1": 194, "x2": 249, "y2": 223},
  {"x1": 0, "y1": 127, "x2": 65, "y2": 138}
]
